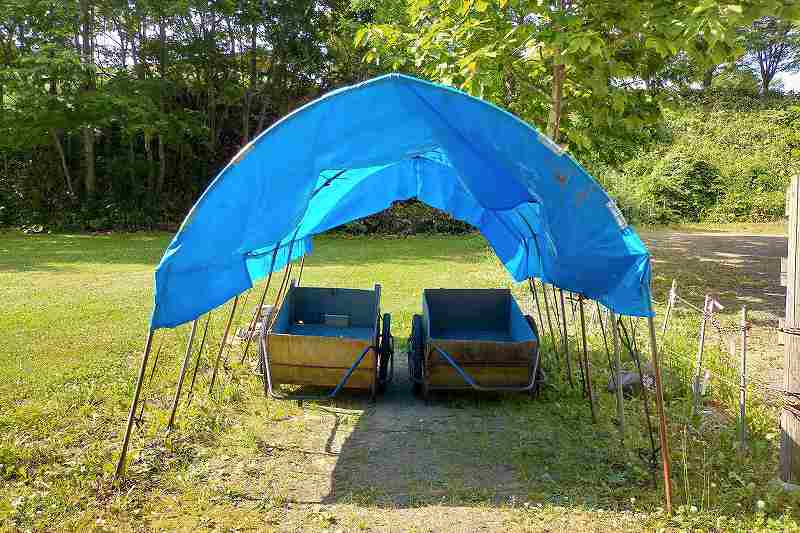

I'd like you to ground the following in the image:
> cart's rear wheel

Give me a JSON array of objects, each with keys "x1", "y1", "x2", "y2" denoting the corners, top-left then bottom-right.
[
  {"x1": 409, "y1": 314, "x2": 425, "y2": 396},
  {"x1": 377, "y1": 313, "x2": 393, "y2": 392},
  {"x1": 525, "y1": 315, "x2": 544, "y2": 396}
]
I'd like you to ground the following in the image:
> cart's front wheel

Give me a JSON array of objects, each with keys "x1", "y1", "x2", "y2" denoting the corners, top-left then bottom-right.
[{"x1": 409, "y1": 314, "x2": 425, "y2": 396}]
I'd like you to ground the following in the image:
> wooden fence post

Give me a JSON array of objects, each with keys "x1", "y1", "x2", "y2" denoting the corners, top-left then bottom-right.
[{"x1": 780, "y1": 175, "x2": 800, "y2": 484}]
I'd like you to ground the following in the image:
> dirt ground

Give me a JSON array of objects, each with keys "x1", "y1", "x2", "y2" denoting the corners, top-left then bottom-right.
[
  {"x1": 642, "y1": 231, "x2": 787, "y2": 318},
  {"x1": 641, "y1": 230, "x2": 786, "y2": 387}
]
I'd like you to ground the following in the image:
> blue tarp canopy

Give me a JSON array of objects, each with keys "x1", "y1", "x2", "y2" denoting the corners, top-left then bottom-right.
[{"x1": 151, "y1": 74, "x2": 652, "y2": 330}]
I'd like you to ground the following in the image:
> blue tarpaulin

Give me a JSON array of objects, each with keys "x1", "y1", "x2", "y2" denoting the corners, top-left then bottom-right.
[{"x1": 151, "y1": 74, "x2": 652, "y2": 330}]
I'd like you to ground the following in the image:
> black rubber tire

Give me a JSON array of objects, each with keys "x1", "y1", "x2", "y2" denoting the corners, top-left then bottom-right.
[
  {"x1": 377, "y1": 313, "x2": 392, "y2": 392},
  {"x1": 525, "y1": 315, "x2": 545, "y2": 396},
  {"x1": 409, "y1": 314, "x2": 425, "y2": 395}
]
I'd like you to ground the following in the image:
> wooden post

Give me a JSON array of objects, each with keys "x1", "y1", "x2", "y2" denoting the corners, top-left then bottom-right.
[
  {"x1": 781, "y1": 175, "x2": 800, "y2": 484},
  {"x1": 559, "y1": 289, "x2": 574, "y2": 387},
  {"x1": 739, "y1": 306, "x2": 748, "y2": 451},
  {"x1": 610, "y1": 311, "x2": 624, "y2": 442},
  {"x1": 209, "y1": 295, "x2": 239, "y2": 394},
  {"x1": 661, "y1": 279, "x2": 677, "y2": 336},
  {"x1": 578, "y1": 295, "x2": 596, "y2": 422},
  {"x1": 168, "y1": 320, "x2": 198, "y2": 430},
  {"x1": 692, "y1": 295, "x2": 711, "y2": 418},
  {"x1": 647, "y1": 314, "x2": 674, "y2": 515},
  {"x1": 115, "y1": 329, "x2": 155, "y2": 478}
]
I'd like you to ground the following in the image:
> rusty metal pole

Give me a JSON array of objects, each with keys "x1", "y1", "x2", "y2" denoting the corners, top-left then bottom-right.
[
  {"x1": 167, "y1": 320, "x2": 198, "y2": 430},
  {"x1": 578, "y1": 295, "x2": 596, "y2": 422},
  {"x1": 209, "y1": 296, "x2": 239, "y2": 394},
  {"x1": 692, "y1": 295, "x2": 711, "y2": 418},
  {"x1": 647, "y1": 313, "x2": 674, "y2": 515},
  {"x1": 115, "y1": 329, "x2": 155, "y2": 478},
  {"x1": 559, "y1": 288, "x2": 574, "y2": 387}
]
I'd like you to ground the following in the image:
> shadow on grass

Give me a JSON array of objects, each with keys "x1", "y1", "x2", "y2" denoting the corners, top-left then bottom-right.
[{"x1": 261, "y1": 351, "x2": 658, "y2": 511}]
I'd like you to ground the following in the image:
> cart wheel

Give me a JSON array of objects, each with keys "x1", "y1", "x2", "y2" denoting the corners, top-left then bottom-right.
[
  {"x1": 377, "y1": 313, "x2": 392, "y2": 392},
  {"x1": 525, "y1": 315, "x2": 544, "y2": 396},
  {"x1": 409, "y1": 314, "x2": 425, "y2": 396}
]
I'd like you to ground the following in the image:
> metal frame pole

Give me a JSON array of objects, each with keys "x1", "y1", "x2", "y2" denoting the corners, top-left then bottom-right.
[
  {"x1": 610, "y1": 311, "x2": 624, "y2": 443},
  {"x1": 187, "y1": 313, "x2": 211, "y2": 408},
  {"x1": 115, "y1": 329, "x2": 155, "y2": 478},
  {"x1": 559, "y1": 288, "x2": 574, "y2": 387},
  {"x1": 168, "y1": 320, "x2": 199, "y2": 430},
  {"x1": 578, "y1": 295, "x2": 596, "y2": 422},
  {"x1": 241, "y1": 245, "x2": 281, "y2": 362},
  {"x1": 692, "y1": 295, "x2": 711, "y2": 417},
  {"x1": 209, "y1": 295, "x2": 239, "y2": 394},
  {"x1": 540, "y1": 283, "x2": 560, "y2": 373},
  {"x1": 528, "y1": 279, "x2": 546, "y2": 342},
  {"x1": 739, "y1": 306, "x2": 748, "y2": 450},
  {"x1": 647, "y1": 314, "x2": 674, "y2": 515},
  {"x1": 661, "y1": 279, "x2": 677, "y2": 335}
]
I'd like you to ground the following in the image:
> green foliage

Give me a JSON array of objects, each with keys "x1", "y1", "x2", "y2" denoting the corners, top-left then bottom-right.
[{"x1": 598, "y1": 91, "x2": 800, "y2": 224}]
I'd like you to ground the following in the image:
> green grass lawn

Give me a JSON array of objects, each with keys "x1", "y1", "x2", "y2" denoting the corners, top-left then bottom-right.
[{"x1": 1, "y1": 230, "x2": 799, "y2": 531}]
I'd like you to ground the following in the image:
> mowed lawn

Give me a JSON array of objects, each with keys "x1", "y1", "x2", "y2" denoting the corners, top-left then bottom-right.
[{"x1": 1, "y1": 230, "x2": 799, "y2": 531}]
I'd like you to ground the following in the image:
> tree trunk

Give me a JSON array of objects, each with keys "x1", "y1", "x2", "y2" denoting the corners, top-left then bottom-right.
[
  {"x1": 242, "y1": 23, "x2": 257, "y2": 145},
  {"x1": 702, "y1": 67, "x2": 714, "y2": 89},
  {"x1": 79, "y1": 0, "x2": 96, "y2": 197},
  {"x1": 157, "y1": 134, "x2": 166, "y2": 195},
  {"x1": 51, "y1": 129, "x2": 75, "y2": 198},
  {"x1": 547, "y1": 62, "x2": 565, "y2": 143},
  {"x1": 82, "y1": 127, "x2": 96, "y2": 195}
]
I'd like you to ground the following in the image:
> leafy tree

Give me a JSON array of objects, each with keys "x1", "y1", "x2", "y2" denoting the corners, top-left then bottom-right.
[
  {"x1": 356, "y1": 0, "x2": 800, "y2": 161},
  {"x1": 742, "y1": 16, "x2": 800, "y2": 94}
]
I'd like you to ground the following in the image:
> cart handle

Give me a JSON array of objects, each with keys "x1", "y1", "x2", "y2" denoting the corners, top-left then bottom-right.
[
  {"x1": 430, "y1": 344, "x2": 540, "y2": 392},
  {"x1": 260, "y1": 333, "x2": 377, "y2": 401}
]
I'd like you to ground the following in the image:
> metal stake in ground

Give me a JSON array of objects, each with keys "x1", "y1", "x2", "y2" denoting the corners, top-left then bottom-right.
[
  {"x1": 528, "y1": 278, "x2": 546, "y2": 345},
  {"x1": 241, "y1": 244, "x2": 281, "y2": 363},
  {"x1": 647, "y1": 313, "x2": 674, "y2": 515},
  {"x1": 739, "y1": 305, "x2": 748, "y2": 451},
  {"x1": 187, "y1": 313, "x2": 211, "y2": 408},
  {"x1": 209, "y1": 295, "x2": 239, "y2": 394},
  {"x1": 578, "y1": 295, "x2": 596, "y2": 422},
  {"x1": 692, "y1": 295, "x2": 711, "y2": 418},
  {"x1": 115, "y1": 329, "x2": 155, "y2": 478},
  {"x1": 137, "y1": 341, "x2": 164, "y2": 423},
  {"x1": 540, "y1": 282, "x2": 561, "y2": 374},
  {"x1": 168, "y1": 319, "x2": 199, "y2": 430},
  {"x1": 559, "y1": 288, "x2": 574, "y2": 387},
  {"x1": 661, "y1": 279, "x2": 677, "y2": 336},
  {"x1": 596, "y1": 301, "x2": 616, "y2": 387},
  {"x1": 610, "y1": 311, "x2": 624, "y2": 443}
]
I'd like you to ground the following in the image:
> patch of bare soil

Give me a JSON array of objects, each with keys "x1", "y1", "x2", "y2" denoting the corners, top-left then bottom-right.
[{"x1": 642, "y1": 230, "x2": 786, "y2": 388}]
